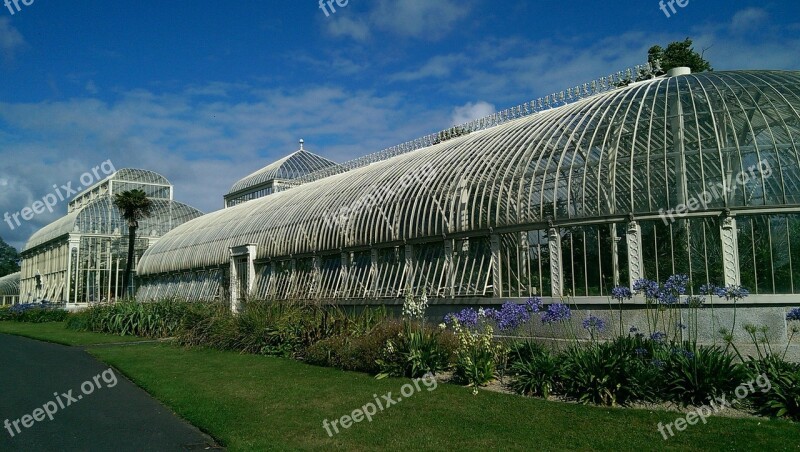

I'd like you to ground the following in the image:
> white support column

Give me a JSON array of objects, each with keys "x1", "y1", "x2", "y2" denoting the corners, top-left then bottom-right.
[
  {"x1": 626, "y1": 219, "x2": 644, "y2": 287},
  {"x1": 338, "y1": 252, "x2": 349, "y2": 298},
  {"x1": 404, "y1": 244, "x2": 414, "y2": 296},
  {"x1": 720, "y1": 213, "x2": 741, "y2": 286},
  {"x1": 370, "y1": 249, "x2": 379, "y2": 297},
  {"x1": 229, "y1": 244, "x2": 257, "y2": 314},
  {"x1": 519, "y1": 231, "x2": 531, "y2": 296},
  {"x1": 548, "y1": 226, "x2": 563, "y2": 298},
  {"x1": 312, "y1": 256, "x2": 321, "y2": 298},
  {"x1": 490, "y1": 233, "x2": 502, "y2": 297},
  {"x1": 288, "y1": 258, "x2": 297, "y2": 298},
  {"x1": 611, "y1": 224, "x2": 620, "y2": 288},
  {"x1": 443, "y1": 239, "x2": 454, "y2": 297},
  {"x1": 66, "y1": 236, "x2": 80, "y2": 304}
]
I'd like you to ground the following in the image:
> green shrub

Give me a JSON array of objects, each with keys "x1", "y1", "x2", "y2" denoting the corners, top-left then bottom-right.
[
  {"x1": 176, "y1": 303, "x2": 239, "y2": 350},
  {"x1": 747, "y1": 356, "x2": 800, "y2": 420},
  {"x1": 505, "y1": 340, "x2": 547, "y2": 369},
  {"x1": 559, "y1": 336, "x2": 660, "y2": 406},
  {"x1": 376, "y1": 321, "x2": 454, "y2": 379},
  {"x1": 662, "y1": 343, "x2": 746, "y2": 406},
  {"x1": 509, "y1": 346, "x2": 560, "y2": 398},
  {"x1": 177, "y1": 300, "x2": 389, "y2": 359},
  {"x1": 67, "y1": 299, "x2": 204, "y2": 338},
  {"x1": 2, "y1": 303, "x2": 68, "y2": 323},
  {"x1": 306, "y1": 320, "x2": 407, "y2": 374},
  {"x1": 17, "y1": 308, "x2": 68, "y2": 323},
  {"x1": 450, "y1": 319, "x2": 501, "y2": 391}
]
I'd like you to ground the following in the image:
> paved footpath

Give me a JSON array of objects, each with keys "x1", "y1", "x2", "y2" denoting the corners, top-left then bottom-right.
[{"x1": 0, "y1": 334, "x2": 222, "y2": 451}]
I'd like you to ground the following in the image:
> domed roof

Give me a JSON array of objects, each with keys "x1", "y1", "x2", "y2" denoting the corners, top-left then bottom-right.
[
  {"x1": 0, "y1": 272, "x2": 20, "y2": 296},
  {"x1": 24, "y1": 197, "x2": 203, "y2": 252},
  {"x1": 107, "y1": 168, "x2": 171, "y2": 186},
  {"x1": 139, "y1": 70, "x2": 800, "y2": 275},
  {"x1": 226, "y1": 144, "x2": 339, "y2": 197}
]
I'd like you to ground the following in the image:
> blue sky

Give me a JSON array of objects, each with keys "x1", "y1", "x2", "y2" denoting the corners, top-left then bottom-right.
[{"x1": 0, "y1": 0, "x2": 798, "y2": 250}]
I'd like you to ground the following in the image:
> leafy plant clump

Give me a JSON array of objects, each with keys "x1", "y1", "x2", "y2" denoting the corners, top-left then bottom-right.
[
  {"x1": 376, "y1": 292, "x2": 454, "y2": 379},
  {"x1": 1, "y1": 302, "x2": 68, "y2": 323}
]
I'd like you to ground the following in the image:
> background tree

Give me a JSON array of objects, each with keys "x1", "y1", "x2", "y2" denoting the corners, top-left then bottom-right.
[
  {"x1": 0, "y1": 238, "x2": 20, "y2": 277},
  {"x1": 648, "y1": 38, "x2": 712, "y2": 75},
  {"x1": 113, "y1": 189, "x2": 153, "y2": 298}
]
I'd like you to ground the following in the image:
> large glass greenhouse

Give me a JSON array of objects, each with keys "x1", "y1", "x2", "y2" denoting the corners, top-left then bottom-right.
[
  {"x1": 136, "y1": 69, "x2": 800, "y2": 312},
  {"x1": 20, "y1": 169, "x2": 203, "y2": 304},
  {"x1": 0, "y1": 272, "x2": 20, "y2": 305}
]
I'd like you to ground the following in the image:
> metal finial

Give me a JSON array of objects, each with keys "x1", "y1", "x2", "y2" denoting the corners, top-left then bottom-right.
[{"x1": 299, "y1": 139, "x2": 304, "y2": 150}]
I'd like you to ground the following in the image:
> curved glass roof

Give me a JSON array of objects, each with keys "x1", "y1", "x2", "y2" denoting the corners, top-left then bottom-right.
[
  {"x1": 226, "y1": 149, "x2": 339, "y2": 196},
  {"x1": 139, "y1": 70, "x2": 800, "y2": 275},
  {"x1": 0, "y1": 272, "x2": 20, "y2": 296},
  {"x1": 108, "y1": 168, "x2": 170, "y2": 186},
  {"x1": 24, "y1": 197, "x2": 204, "y2": 252}
]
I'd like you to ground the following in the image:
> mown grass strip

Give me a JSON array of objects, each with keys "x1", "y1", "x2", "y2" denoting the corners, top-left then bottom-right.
[
  {"x1": 89, "y1": 343, "x2": 800, "y2": 452},
  {"x1": 0, "y1": 321, "x2": 145, "y2": 346}
]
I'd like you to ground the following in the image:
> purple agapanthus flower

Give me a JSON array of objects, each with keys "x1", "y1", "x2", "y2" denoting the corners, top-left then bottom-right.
[
  {"x1": 582, "y1": 315, "x2": 606, "y2": 333},
  {"x1": 715, "y1": 285, "x2": 750, "y2": 302},
  {"x1": 494, "y1": 302, "x2": 531, "y2": 331},
  {"x1": 443, "y1": 308, "x2": 479, "y2": 328},
  {"x1": 699, "y1": 284, "x2": 719, "y2": 296},
  {"x1": 664, "y1": 274, "x2": 689, "y2": 296},
  {"x1": 525, "y1": 296, "x2": 543, "y2": 313},
  {"x1": 787, "y1": 308, "x2": 800, "y2": 322},
  {"x1": 633, "y1": 278, "x2": 661, "y2": 300},
  {"x1": 651, "y1": 359, "x2": 665, "y2": 368},
  {"x1": 672, "y1": 348, "x2": 695, "y2": 360},
  {"x1": 481, "y1": 308, "x2": 500, "y2": 321},
  {"x1": 657, "y1": 290, "x2": 679, "y2": 305},
  {"x1": 611, "y1": 286, "x2": 633, "y2": 302},
  {"x1": 650, "y1": 331, "x2": 667, "y2": 343},
  {"x1": 542, "y1": 303, "x2": 572, "y2": 324}
]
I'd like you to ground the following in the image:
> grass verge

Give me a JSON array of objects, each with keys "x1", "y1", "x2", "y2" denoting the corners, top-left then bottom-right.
[
  {"x1": 87, "y1": 343, "x2": 800, "y2": 451},
  {"x1": 0, "y1": 321, "x2": 147, "y2": 346}
]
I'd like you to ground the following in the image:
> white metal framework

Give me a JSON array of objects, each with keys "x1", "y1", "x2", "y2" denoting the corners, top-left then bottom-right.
[
  {"x1": 21, "y1": 170, "x2": 203, "y2": 303},
  {"x1": 0, "y1": 272, "x2": 20, "y2": 305},
  {"x1": 137, "y1": 70, "x2": 800, "y2": 302},
  {"x1": 224, "y1": 143, "x2": 339, "y2": 208}
]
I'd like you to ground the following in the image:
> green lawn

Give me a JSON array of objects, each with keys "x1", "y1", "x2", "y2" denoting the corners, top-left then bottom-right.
[
  {"x1": 3, "y1": 323, "x2": 799, "y2": 451},
  {"x1": 87, "y1": 343, "x2": 800, "y2": 452},
  {"x1": 0, "y1": 321, "x2": 150, "y2": 346}
]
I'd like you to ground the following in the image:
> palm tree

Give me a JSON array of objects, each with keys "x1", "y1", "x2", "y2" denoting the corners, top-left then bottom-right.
[{"x1": 113, "y1": 189, "x2": 153, "y2": 298}]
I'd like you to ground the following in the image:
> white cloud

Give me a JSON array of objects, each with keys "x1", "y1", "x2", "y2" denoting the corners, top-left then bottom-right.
[
  {"x1": 85, "y1": 80, "x2": 99, "y2": 95},
  {"x1": 0, "y1": 83, "x2": 449, "y2": 250},
  {"x1": 0, "y1": 17, "x2": 25, "y2": 62},
  {"x1": 390, "y1": 54, "x2": 468, "y2": 82},
  {"x1": 387, "y1": 7, "x2": 800, "y2": 109},
  {"x1": 451, "y1": 101, "x2": 495, "y2": 125},
  {"x1": 325, "y1": 0, "x2": 472, "y2": 41},
  {"x1": 326, "y1": 16, "x2": 370, "y2": 41},
  {"x1": 371, "y1": 0, "x2": 470, "y2": 40},
  {"x1": 730, "y1": 8, "x2": 768, "y2": 34}
]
